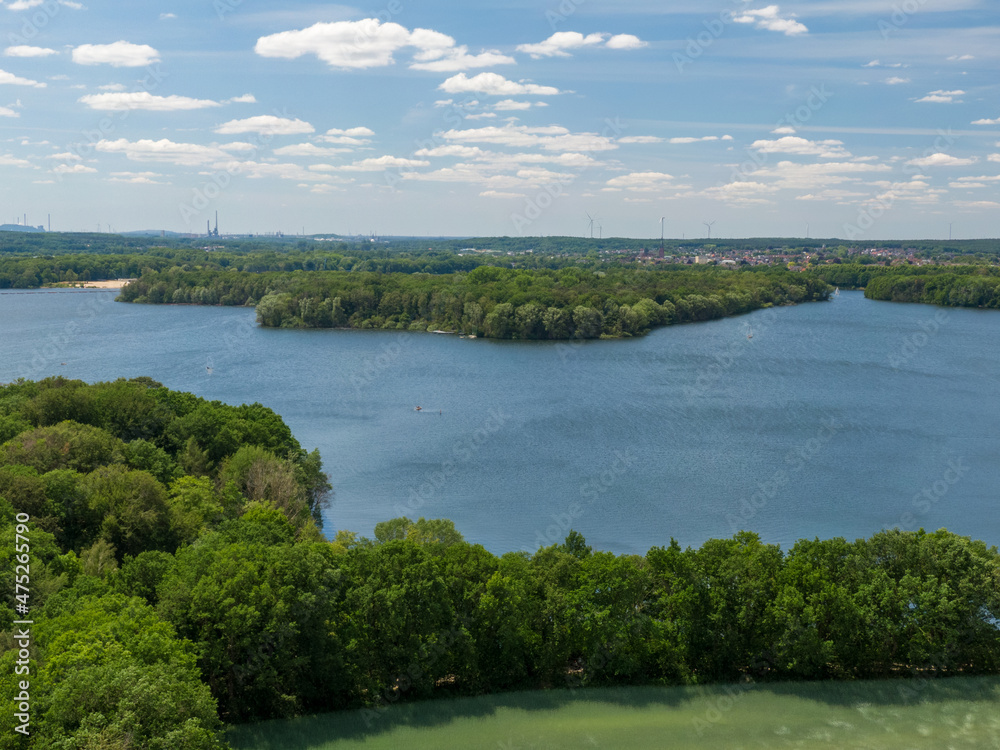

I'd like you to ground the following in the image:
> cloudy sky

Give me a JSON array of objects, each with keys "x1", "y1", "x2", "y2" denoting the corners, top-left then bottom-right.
[{"x1": 0, "y1": 0, "x2": 998, "y2": 239}]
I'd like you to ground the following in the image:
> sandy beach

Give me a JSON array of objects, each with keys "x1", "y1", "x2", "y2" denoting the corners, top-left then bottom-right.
[{"x1": 66, "y1": 279, "x2": 134, "y2": 290}]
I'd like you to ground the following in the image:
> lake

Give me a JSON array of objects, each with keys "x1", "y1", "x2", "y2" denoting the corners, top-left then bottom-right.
[{"x1": 1, "y1": 289, "x2": 997, "y2": 555}]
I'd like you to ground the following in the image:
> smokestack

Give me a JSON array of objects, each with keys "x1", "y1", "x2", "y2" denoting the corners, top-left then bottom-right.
[
  {"x1": 214, "y1": 210, "x2": 218, "y2": 236},
  {"x1": 207, "y1": 219, "x2": 211, "y2": 236}
]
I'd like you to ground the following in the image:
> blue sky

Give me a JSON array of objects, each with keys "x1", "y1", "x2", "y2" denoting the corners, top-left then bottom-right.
[{"x1": 0, "y1": 0, "x2": 998, "y2": 239}]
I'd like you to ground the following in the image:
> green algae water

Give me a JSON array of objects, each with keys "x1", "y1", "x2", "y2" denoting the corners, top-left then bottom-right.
[{"x1": 226, "y1": 677, "x2": 1000, "y2": 750}]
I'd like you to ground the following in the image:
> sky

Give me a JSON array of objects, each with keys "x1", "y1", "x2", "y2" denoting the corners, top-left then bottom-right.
[{"x1": 0, "y1": 0, "x2": 998, "y2": 240}]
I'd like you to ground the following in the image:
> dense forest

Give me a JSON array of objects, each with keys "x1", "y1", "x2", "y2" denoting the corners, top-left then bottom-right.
[
  {"x1": 863, "y1": 267, "x2": 1000, "y2": 308},
  {"x1": 1, "y1": 379, "x2": 999, "y2": 748},
  {"x1": 117, "y1": 265, "x2": 831, "y2": 339}
]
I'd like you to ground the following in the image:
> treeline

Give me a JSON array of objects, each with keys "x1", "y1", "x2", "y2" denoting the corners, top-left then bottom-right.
[
  {"x1": 2, "y1": 379, "x2": 999, "y2": 749},
  {"x1": 120, "y1": 265, "x2": 831, "y2": 339},
  {"x1": 864, "y1": 267, "x2": 1000, "y2": 309},
  {"x1": 0, "y1": 377, "x2": 331, "y2": 749}
]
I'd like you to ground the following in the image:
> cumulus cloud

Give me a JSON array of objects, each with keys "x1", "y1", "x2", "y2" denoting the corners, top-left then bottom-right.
[
  {"x1": 319, "y1": 126, "x2": 374, "y2": 145},
  {"x1": 313, "y1": 155, "x2": 431, "y2": 172},
  {"x1": 702, "y1": 181, "x2": 778, "y2": 204},
  {"x1": 751, "y1": 136, "x2": 851, "y2": 158},
  {"x1": 947, "y1": 54, "x2": 973, "y2": 61},
  {"x1": 905, "y1": 153, "x2": 977, "y2": 167},
  {"x1": 733, "y1": 6, "x2": 808, "y2": 36},
  {"x1": 255, "y1": 19, "x2": 513, "y2": 72},
  {"x1": 72, "y1": 42, "x2": 160, "y2": 67},
  {"x1": 971, "y1": 116, "x2": 1000, "y2": 125},
  {"x1": 0, "y1": 69, "x2": 45, "y2": 87},
  {"x1": 441, "y1": 124, "x2": 616, "y2": 152},
  {"x1": 52, "y1": 163, "x2": 97, "y2": 174},
  {"x1": 884, "y1": 77, "x2": 909, "y2": 85},
  {"x1": 915, "y1": 89, "x2": 965, "y2": 103},
  {"x1": 95, "y1": 138, "x2": 230, "y2": 166},
  {"x1": 669, "y1": 135, "x2": 731, "y2": 144},
  {"x1": 4, "y1": 45, "x2": 57, "y2": 57},
  {"x1": 214, "y1": 115, "x2": 314, "y2": 135},
  {"x1": 273, "y1": 143, "x2": 354, "y2": 157},
  {"x1": 479, "y1": 190, "x2": 526, "y2": 198},
  {"x1": 439, "y1": 72, "x2": 561, "y2": 96},
  {"x1": 0, "y1": 106, "x2": 17, "y2": 117},
  {"x1": 604, "y1": 172, "x2": 675, "y2": 192},
  {"x1": 227, "y1": 94, "x2": 257, "y2": 103},
  {"x1": 619, "y1": 136, "x2": 664, "y2": 144},
  {"x1": 494, "y1": 99, "x2": 544, "y2": 111},
  {"x1": 108, "y1": 171, "x2": 167, "y2": 184},
  {"x1": 79, "y1": 92, "x2": 222, "y2": 111},
  {"x1": 605, "y1": 34, "x2": 646, "y2": 50},
  {"x1": 516, "y1": 32, "x2": 647, "y2": 58}
]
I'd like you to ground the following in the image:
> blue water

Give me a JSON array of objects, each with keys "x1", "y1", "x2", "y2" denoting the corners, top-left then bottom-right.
[{"x1": 1, "y1": 289, "x2": 998, "y2": 555}]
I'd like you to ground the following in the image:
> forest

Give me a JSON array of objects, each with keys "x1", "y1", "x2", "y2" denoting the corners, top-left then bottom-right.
[
  {"x1": 1, "y1": 378, "x2": 999, "y2": 749},
  {"x1": 117, "y1": 265, "x2": 831, "y2": 339}
]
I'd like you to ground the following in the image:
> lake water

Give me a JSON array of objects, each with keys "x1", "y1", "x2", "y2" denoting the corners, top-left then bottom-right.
[{"x1": 1, "y1": 289, "x2": 997, "y2": 555}]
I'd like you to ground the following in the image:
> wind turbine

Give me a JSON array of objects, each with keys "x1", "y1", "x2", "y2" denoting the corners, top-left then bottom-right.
[
  {"x1": 703, "y1": 220, "x2": 716, "y2": 240},
  {"x1": 597, "y1": 222, "x2": 603, "y2": 239},
  {"x1": 585, "y1": 212, "x2": 595, "y2": 239}
]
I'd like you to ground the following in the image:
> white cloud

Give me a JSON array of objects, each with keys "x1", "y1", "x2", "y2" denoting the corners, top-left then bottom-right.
[
  {"x1": 516, "y1": 31, "x2": 646, "y2": 58},
  {"x1": 733, "y1": 6, "x2": 808, "y2": 36},
  {"x1": 605, "y1": 172, "x2": 675, "y2": 192},
  {"x1": 159, "y1": 13, "x2": 176, "y2": 20},
  {"x1": 885, "y1": 77, "x2": 910, "y2": 85},
  {"x1": 0, "y1": 69, "x2": 45, "y2": 88},
  {"x1": 95, "y1": 138, "x2": 230, "y2": 166},
  {"x1": 439, "y1": 72, "x2": 561, "y2": 96},
  {"x1": 52, "y1": 163, "x2": 97, "y2": 174},
  {"x1": 214, "y1": 115, "x2": 314, "y2": 135},
  {"x1": 619, "y1": 136, "x2": 664, "y2": 144},
  {"x1": 273, "y1": 143, "x2": 354, "y2": 157},
  {"x1": 227, "y1": 94, "x2": 257, "y2": 103},
  {"x1": 0, "y1": 153, "x2": 33, "y2": 167},
  {"x1": 318, "y1": 126, "x2": 374, "y2": 145},
  {"x1": 0, "y1": 106, "x2": 18, "y2": 117},
  {"x1": 98, "y1": 83, "x2": 127, "y2": 91},
  {"x1": 255, "y1": 19, "x2": 512, "y2": 72},
  {"x1": 4, "y1": 45, "x2": 56, "y2": 58},
  {"x1": 988, "y1": 154, "x2": 1000, "y2": 163},
  {"x1": 905, "y1": 153, "x2": 977, "y2": 167},
  {"x1": 702, "y1": 181, "x2": 779, "y2": 204},
  {"x1": 72, "y1": 42, "x2": 160, "y2": 68},
  {"x1": 915, "y1": 89, "x2": 965, "y2": 103},
  {"x1": 410, "y1": 48, "x2": 514, "y2": 72},
  {"x1": 79, "y1": 92, "x2": 223, "y2": 111},
  {"x1": 669, "y1": 136, "x2": 726, "y2": 144},
  {"x1": 109, "y1": 171, "x2": 167, "y2": 184},
  {"x1": 606, "y1": 34, "x2": 646, "y2": 50},
  {"x1": 947, "y1": 54, "x2": 973, "y2": 61},
  {"x1": 313, "y1": 155, "x2": 431, "y2": 172},
  {"x1": 971, "y1": 117, "x2": 1000, "y2": 125},
  {"x1": 46, "y1": 151, "x2": 81, "y2": 161},
  {"x1": 748, "y1": 161, "x2": 890, "y2": 190},
  {"x1": 517, "y1": 32, "x2": 608, "y2": 58},
  {"x1": 771, "y1": 126, "x2": 796, "y2": 134},
  {"x1": 441, "y1": 124, "x2": 616, "y2": 152},
  {"x1": 479, "y1": 190, "x2": 526, "y2": 199},
  {"x1": 751, "y1": 136, "x2": 850, "y2": 158},
  {"x1": 494, "y1": 99, "x2": 533, "y2": 111}
]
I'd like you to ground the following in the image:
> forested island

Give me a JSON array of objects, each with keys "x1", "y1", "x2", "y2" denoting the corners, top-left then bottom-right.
[
  {"x1": 1, "y1": 378, "x2": 998, "y2": 748},
  {"x1": 117, "y1": 265, "x2": 831, "y2": 339}
]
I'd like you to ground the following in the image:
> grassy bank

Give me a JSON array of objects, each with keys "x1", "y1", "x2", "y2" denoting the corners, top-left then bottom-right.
[{"x1": 228, "y1": 676, "x2": 1000, "y2": 750}]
